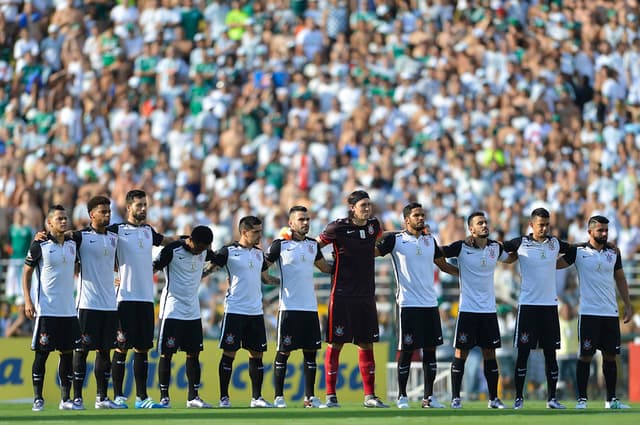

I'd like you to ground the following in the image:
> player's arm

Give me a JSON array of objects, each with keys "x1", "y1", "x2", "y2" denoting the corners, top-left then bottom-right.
[
  {"x1": 152, "y1": 244, "x2": 174, "y2": 273},
  {"x1": 374, "y1": 231, "x2": 395, "y2": 258},
  {"x1": 557, "y1": 245, "x2": 577, "y2": 270},
  {"x1": 433, "y1": 239, "x2": 458, "y2": 276},
  {"x1": 260, "y1": 253, "x2": 279, "y2": 285},
  {"x1": 313, "y1": 241, "x2": 334, "y2": 273},
  {"x1": 202, "y1": 246, "x2": 228, "y2": 277},
  {"x1": 613, "y1": 249, "x2": 634, "y2": 323},
  {"x1": 22, "y1": 241, "x2": 41, "y2": 318},
  {"x1": 316, "y1": 221, "x2": 336, "y2": 249}
]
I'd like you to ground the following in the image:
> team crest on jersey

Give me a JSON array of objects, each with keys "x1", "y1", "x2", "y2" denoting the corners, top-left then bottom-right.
[
  {"x1": 367, "y1": 224, "x2": 375, "y2": 235},
  {"x1": 520, "y1": 332, "x2": 530, "y2": 344},
  {"x1": 282, "y1": 335, "x2": 292, "y2": 346},
  {"x1": 307, "y1": 244, "x2": 314, "y2": 254},
  {"x1": 224, "y1": 333, "x2": 235, "y2": 345},
  {"x1": 110, "y1": 236, "x2": 117, "y2": 247},
  {"x1": 166, "y1": 337, "x2": 176, "y2": 348},
  {"x1": 334, "y1": 326, "x2": 344, "y2": 337},
  {"x1": 254, "y1": 251, "x2": 262, "y2": 261},
  {"x1": 582, "y1": 339, "x2": 592, "y2": 350},
  {"x1": 81, "y1": 333, "x2": 91, "y2": 345},
  {"x1": 548, "y1": 239, "x2": 556, "y2": 250},
  {"x1": 116, "y1": 330, "x2": 127, "y2": 344},
  {"x1": 605, "y1": 252, "x2": 614, "y2": 263},
  {"x1": 39, "y1": 333, "x2": 50, "y2": 346},
  {"x1": 67, "y1": 245, "x2": 75, "y2": 256},
  {"x1": 143, "y1": 228, "x2": 150, "y2": 239},
  {"x1": 487, "y1": 246, "x2": 496, "y2": 259},
  {"x1": 422, "y1": 237, "x2": 430, "y2": 247},
  {"x1": 403, "y1": 334, "x2": 414, "y2": 345},
  {"x1": 458, "y1": 332, "x2": 468, "y2": 344}
]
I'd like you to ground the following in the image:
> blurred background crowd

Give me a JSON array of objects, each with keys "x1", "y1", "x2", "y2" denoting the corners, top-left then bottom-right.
[{"x1": 0, "y1": 0, "x2": 640, "y2": 401}]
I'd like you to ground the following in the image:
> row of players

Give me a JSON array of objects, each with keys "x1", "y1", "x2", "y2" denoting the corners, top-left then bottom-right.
[{"x1": 23, "y1": 189, "x2": 633, "y2": 411}]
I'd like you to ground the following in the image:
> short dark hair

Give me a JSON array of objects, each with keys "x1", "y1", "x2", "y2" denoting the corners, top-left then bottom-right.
[
  {"x1": 191, "y1": 225, "x2": 213, "y2": 245},
  {"x1": 402, "y1": 202, "x2": 422, "y2": 218},
  {"x1": 588, "y1": 215, "x2": 609, "y2": 228},
  {"x1": 87, "y1": 195, "x2": 111, "y2": 213},
  {"x1": 47, "y1": 204, "x2": 65, "y2": 218},
  {"x1": 126, "y1": 189, "x2": 146, "y2": 204},
  {"x1": 289, "y1": 205, "x2": 308, "y2": 217},
  {"x1": 347, "y1": 190, "x2": 370, "y2": 206},
  {"x1": 467, "y1": 211, "x2": 486, "y2": 226},
  {"x1": 239, "y1": 215, "x2": 262, "y2": 232},
  {"x1": 530, "y1": 208, "x2": 550, "y2": 219}
]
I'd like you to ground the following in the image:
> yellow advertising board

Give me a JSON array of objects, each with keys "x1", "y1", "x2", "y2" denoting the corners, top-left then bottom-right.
[{"x1": 0, "y1": 338, "x2": 388, "y2": 404}]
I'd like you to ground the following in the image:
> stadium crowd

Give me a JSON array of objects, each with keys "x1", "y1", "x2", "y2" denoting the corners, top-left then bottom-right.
[{"x1": 1, "y1": 0, "x2": 640, "y2": 401}]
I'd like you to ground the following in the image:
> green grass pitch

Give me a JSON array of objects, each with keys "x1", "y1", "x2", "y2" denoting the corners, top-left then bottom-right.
[{"x1": 0, "y1": 401, "x2": 638, "y2": 425}]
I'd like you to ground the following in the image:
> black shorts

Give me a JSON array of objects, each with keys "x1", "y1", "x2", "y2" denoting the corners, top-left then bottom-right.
[
  {"x1": 276, "y1": 310, "x2": 322, "y2": 352},
  {"x1": 116, "y1": 301, "x2": 155, "y2": 350},
  {"x1": 454, "y1": 311, "x2": 501, "y2": 350},
  {"x1": 514, "y1": 305, "x2": 560, "y2": 350},
  {"x1": 158, "y1": 318, "x2": 204, "y2": 355},
  {"x1": 326, "y1": 296, "x2": 379, "y2": 344},
  {"x1": 78, "y1": 309, "x2": 118, "y2": 351},
  {"x1": 578, "y1": 315, "x2": 621, "y2": 356},
  {"x1": 32, "y1": 316, "x2": 81, "y2": 352},
  {"x1": 219, "y1": 313, "x2": 267, "y2": 352},
  {"x1": 397, "y1": 307, "x2": 443, "y2": 351}
]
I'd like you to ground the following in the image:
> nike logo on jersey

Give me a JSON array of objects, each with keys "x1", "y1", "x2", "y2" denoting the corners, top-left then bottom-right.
[
  {"x1": 49, "y1": 250, "x2": 55, "y2": 253},
  {"x1": 89, "y1": 240, "x2": 97, "y2": 243},
  {"x1": 346, "y1": 230, "x2": 355, "y2": 234},
  {"x1": 286, "y1": 248, "x2": 295, "y2": 251},
  {"x1": 261, "y1": 343, "x2": 267, "y2": 347},
  {"x1": 315, "y1": 340, "x2": 322, "y2": 345},
  {"x1": 582, "y1": 255, "x2": 589, "y2": 258},
  {"x1": 124, "y1": 232, "x2": 132, "y2": 235},
  {"x1": 493, "y1": 339, "x2": 500, "y2": 344},
  {"x1": 178, "y1": 256, "x2": 185, "y2": 260},
  {"x1": 373, "y1": 334, "x2": 379, "y2": 338}
]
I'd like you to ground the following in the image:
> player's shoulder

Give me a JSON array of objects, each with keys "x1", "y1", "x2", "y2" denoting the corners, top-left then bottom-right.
[{"x1": 164, "y1": 239, "x2": 184, "y2": 251}]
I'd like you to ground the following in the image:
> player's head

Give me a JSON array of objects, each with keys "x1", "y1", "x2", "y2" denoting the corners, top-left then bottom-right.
[
  {"x1": 402, "y1": 202, "x2": 425, "y2": 232},
  {"x1": 189, "y1": 225, "x2": 214, "y2": 254},
  {"x1": 587, "y1": 215, "x2": 609, "y2": 245},
  {"x1": 529, "y1": 207, "x2": 550, "y2": 239},
  {"x1": 125, "y1": 189, "x2": 147, "y2": 223},
  {"x1": 467, "y1": 211, "x2": 489, "y2": 238},
  {"x1": 87, "y1": 195, "x2": 111, "y2": 227},
  {"x1": 288, "y1": 205, "x2": 310, "y2": 237},
  {"x1": 239, "y1": 215, "x2": 263, "y2": 247},
  {"x1": 47, "y1": 204, "x2": 68, "y2": 233},
  {"x1": 347, "y1": 190, "x2": 371, "y2": 222}
]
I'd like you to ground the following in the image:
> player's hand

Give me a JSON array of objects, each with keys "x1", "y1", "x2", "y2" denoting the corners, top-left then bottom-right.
[
  {"x1": 114, "y1": 277, "x2": 121, "y2": 287},
  {"x1": 34, "y1": 230, "x2": 47, "y2": 241},
  {"x1": 623, "y1": 303, "x2": 634, "y2": 324},
  {"x1": 24, "y1": 300, "x2": 36, "y2": 318}
]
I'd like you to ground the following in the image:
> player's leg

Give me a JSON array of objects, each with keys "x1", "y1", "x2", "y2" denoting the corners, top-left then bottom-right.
[
  {"x1": 59, "y1": 350, "x2": 74, "y2": 405},
  {"x1": 422, "y1": 307, "x2": 444, "y2": 406},
  {"x1": 541, "y1": 306, "x2": 562, "y2": 407},
  {"x1": 273, "y1": 351, "x2": 290, "y2": 402},
  {"x1": 302, "y1": 350, "x2": 319, "y2": 402},
  {"x1": 478, "y1": 313, "x2": 502, "y2": 407},
  {"x1": 72, "y1": 348, "x2": 88, "y2": 404},
  {"x1": 355, "y1": 298, "x2": 381, "y2": 405},
  {"x1": 600, "y1": 316, "x2": 624, "y2": 408},
  {"x1": 132, "y1": 302, "x2": 156, "y2": 404},
  {"x1": 246, "y1": 315, "x2": 269, "y2": 406},
  {"x1": 513, "y1": 306, "x2": 536, "y2": 407},
  {"x1": 451, "y1": 348, "x2": 469, "y2": 405},
  {"x1": 113, "y1": 302, "x2": 130, "y2": 403},
  {"x1": 32, "y1": 350, "x2": 49, "y2": 408},
  {"x1": 396, "y1": 306, "x2": 413, "y2": 405},
  {"x1": 273, "y1": 309, "x2": 291, "y2": 405},
  {"x1": 158, "y1": 351, "x2": 172, "y2": 404},
  {"x1": 325, "y1": 296, "x2": 347, "y2": 404},
  {"x1": 218, "y1": 313, "x2": 241, "y2": 407},
  {"x1": 185, "y1": 351, "x2": 211, "y2": 408},
  {"x1": 94, "y1": 349, "x2": 113, "y2": 404}
]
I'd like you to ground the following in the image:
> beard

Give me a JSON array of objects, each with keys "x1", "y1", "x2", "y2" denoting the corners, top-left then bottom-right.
[
  {"x1": 132, "y1": 211, "x2": 146, "y2": 222},
  {"x1": 594, "y1": 235, "x2": 607, "y2": 245}
]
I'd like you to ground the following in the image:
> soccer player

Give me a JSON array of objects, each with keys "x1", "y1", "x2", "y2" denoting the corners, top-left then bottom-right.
[
  {"x1": 23, "y1": 205, "x2": 82, "y2": 411},
  {"x1": 153, "y1": 225, "x2": 216, "y2": 409},
  {"x1": 264, "y1": 206, "x2": 334, "y2": 408},
  {"x1": 375, "y1": 202, "x2": 458, "y2": 409},
  {"x1": 107, "y1": 190, "x2": 172, "y2": 409},
  {"x1": 557, "y1": 216, "x2": 634, "y2": 409},
  {"x1": 441, "y1": 212, "x2": 514, "y2": 409},
  {"x1": 211, "y1": 216, "x2": 274, "y2": 408},
  {"x1": 71, "y1": 196, "x2": 123, "y2": 409},
  {"x1": 503, "y1": 208, "x2": 570, "y2": 409},
  {"x1": 317, "y1": 190, "x2": 389, "y2": 408}
]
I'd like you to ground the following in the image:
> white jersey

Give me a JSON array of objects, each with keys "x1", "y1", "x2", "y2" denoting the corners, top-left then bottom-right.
[
  {"x1": 108, "y1": 222, "x2": 164, "y2": 303},
  {"x1": 376, "y1": 231, "x2": 441, "y2": 308},
  {"x1": 443, "y1": 239, "x2": 508, "y2": 313},
  {"x1": 504, "y1": 235, "x2": 569, "y2": 306},
  {"x1": 74, "y1": 228, "x2": 118, "y2": 311},
  {"x1": 265, "y1": 237, "x2": 323, "y2": 311},
  {"x1": 212, "y1": 243, "x2": 267, "y2": 315},
  {"x1": 24, "y1": 235, "x2": 77, "y2": 317},
  {"x1": 154, "y1": 239, "x2": 213, "y2": 320},
  {"x1": 564, "y1": 243, "x2": 623, "y2": 317}
]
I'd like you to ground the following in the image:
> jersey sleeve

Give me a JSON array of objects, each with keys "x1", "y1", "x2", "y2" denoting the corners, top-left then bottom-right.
[
  {"x1": 71, "y1": 230, "x2": 82, "y2": 247},
  {"x1": 558, "y1": 239, "x2": 570, "y2": 254},
  {"x1": 24, "y1": 241, "x2": 42, "y2": 267},
  {"x1": 441, "y1": 240, "x2": 463, "y2": 258},
  {"x1": 211, "y1": 245, "x2": 229, "y2": 267},
  {"x1": 265, "y1": 239, "x2": 282, "y2": 263},
  {"x1": 204, "y1": 249, "x2": 216, "y2": 262},
  {"x1": 261, "y1": 253, "x2": 269, "y2": 272},
  {"x1": 318, "y1": 221, "x2": 337, "y2": 244},
  {"x1": 153, "y1": 243, "x2": 175, "y2": 271},
  {"x1": 563, "y1": 245, "x2": 578, "y2": 265},
  {"x1": 502, "y1": 236, "x2": 522, "y2": 253},
  {"x1": 151, "y1": 226, "x2": 164, "y2": 246},
  {"x1": 106, "y1": 223, "x2": 119, "y2": 234},
  {"x1": 314, "y1": 240, "x2": 324, "y2": 261},
  {"x1": 376, "y1": 232, "x2": 396, "y2": 256},
  {"x1": 433, "y1": 238, "x2": 444, "y2": 260},
  {"x1": 614, "y1": 249, "x2": 623, "y2": 270}
]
